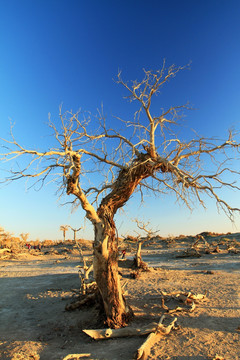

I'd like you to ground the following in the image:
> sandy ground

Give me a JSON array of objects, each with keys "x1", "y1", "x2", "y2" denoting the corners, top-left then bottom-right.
[{"x1": 0, "y1": 234, "x2": 240, "y2": 360}]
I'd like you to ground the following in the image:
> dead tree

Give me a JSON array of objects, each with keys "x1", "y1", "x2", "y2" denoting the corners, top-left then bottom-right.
[
  {"x1": 133, "y1": 219, "x2": 159, "y2": 268},
  {"x1": 1, "y1": 63, "x2": 240, "y2": 327},
  {"x1": 19, "y1": 233, "x2": 29, "y2": 243},
  {"x1": 60, "y1": 225, "x2": 69, "y2": 242},
  {"x1": 69, "y1": 226, "x2": 82, "y2": 242},
  {"x1": 75, "y1": 239, "x2": 94, "y2": 295}
]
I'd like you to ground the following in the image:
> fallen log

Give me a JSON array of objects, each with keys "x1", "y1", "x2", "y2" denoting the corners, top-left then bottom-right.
[
  {"x1": 83, "y1": 322, "x2": 159, "y2": 340},
  {"x1": 161, "y1": 290, "x2": 207, "y2": 302},
  {"x1": 167, "y1": 301, "x2": 196, "y2": 314},
  {"x1": 135, "y1": 315, "x2": 178, "y2": 360},
  {"x1": 62, "y1": 354, "x2": 91, "y2": 360}
]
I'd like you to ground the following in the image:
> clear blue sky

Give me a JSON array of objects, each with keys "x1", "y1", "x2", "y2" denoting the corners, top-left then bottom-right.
[{"x1": 0, "y1": 0, "x2": 240, "y2": 241}]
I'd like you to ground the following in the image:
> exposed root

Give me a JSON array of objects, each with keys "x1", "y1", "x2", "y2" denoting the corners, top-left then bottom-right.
[
  {"x1": 133, "y1": 256, "x2": 149, "y2": 269},
  {"x1": 106, "y1": 305, "x2": 134, "y2": 329}
]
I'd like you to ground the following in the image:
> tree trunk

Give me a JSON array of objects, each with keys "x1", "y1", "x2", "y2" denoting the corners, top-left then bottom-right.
[
  {"x1": 92, "y1": 156, "x2": 157, "y2": 328},
  {"x1": 93, "y1": 221, "x2": 133, "y2": 328},
  {"x1": 135, "y1": 241, "x2": 142, "y2": 268},
  {"x1": 67, "y1": 152, "x2": 159, "y2": 328}
]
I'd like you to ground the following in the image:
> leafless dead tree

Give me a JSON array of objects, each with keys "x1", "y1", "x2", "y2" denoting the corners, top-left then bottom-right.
[
  {"x1": 1, "y1": 63, "x2": 240, "y2": 327},
  {"x1": 133, "y1": 219, "x2": 160, "y2": 268},
  {"x1": 69, "y1": 226, "x2": 82, "y2": 242},
  {"x1": 19, "y1": 233, "x2": 30, "y2": 243},
  {"x1": 75, "y1": 239, "x2": 94, "y2": 295},
  {"x1": 60, "y1": 225, "x2": 69, "y2": 242}
]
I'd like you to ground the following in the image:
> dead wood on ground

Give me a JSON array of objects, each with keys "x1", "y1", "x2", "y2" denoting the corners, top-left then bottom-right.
[
  {"x1": 134, "y1": 315, "x2": 178, "y2": 360},
  {"x1": 161, "y1": 291, "x2": 207, "y2": 314},
  {"x1": 62, "y1": 354, "x2": 91, "y2": 360},
  {"x1": 83, "y1": 322, "x2": 160, "y2": 340}
]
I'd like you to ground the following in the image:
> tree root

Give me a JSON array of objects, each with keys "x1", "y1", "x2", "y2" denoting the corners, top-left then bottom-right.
[
  {"x1": 131, "y1": 260, "x2": 150, "y2": 279},
  {"x1": 133, "y1": 258, "x2": 149, "y2": 271}
]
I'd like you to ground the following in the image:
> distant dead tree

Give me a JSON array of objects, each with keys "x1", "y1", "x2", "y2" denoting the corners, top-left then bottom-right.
[
  {"x1": 19, "y1": 233, "x2": 29, "y2": 243},
  {"x1": 69, "y1": 226, "x2": 82, "y2": 242},
  {"x1": 133, "y1": 219, "x2": 159, "y2": 268},
  {"x1": 1, "y1": 62, "x2": 240, "y2": 327},
  {"x1": 60, "y1": 225, "x2": 69, "y2": 242}
]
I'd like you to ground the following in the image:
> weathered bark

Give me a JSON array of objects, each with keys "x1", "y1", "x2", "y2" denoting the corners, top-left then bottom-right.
[{"x1": 93, "y1": 221, "x2": 133, "y2": 328}]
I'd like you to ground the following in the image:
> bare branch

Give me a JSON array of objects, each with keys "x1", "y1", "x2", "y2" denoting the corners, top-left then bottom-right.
[{"x1": 1, "y1": 64, "x2": 240, "y2": 226}]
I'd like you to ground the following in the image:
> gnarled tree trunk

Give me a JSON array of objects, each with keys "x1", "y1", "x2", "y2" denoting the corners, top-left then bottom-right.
[
  {"x1": 67, "y1": 152, "x2": 162, "y2": 328},
  {"x1": 92, "y1": 154, "x2": 160, "y2": 327},
  {"x1": 93, "y1": 218, "x2": 133, "y2": 328}
]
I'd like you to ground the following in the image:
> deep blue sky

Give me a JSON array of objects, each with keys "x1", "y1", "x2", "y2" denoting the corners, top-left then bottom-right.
[{"x1": 1, "y1": 0, "x2": 240, "y2": 241}]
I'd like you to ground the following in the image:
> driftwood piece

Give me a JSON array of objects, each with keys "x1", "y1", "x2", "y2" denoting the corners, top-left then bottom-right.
[
  {"x1": 161, "y1": 290, "x2": 207, "y2": 302},
  {"x1": 161, "y1": 291, "x2": 207, "y2": 314},
  {"x1": 62, "y1": 354, "x2": 91, "y2": 360},
  {"x1": 135, "y1": 315, "x2": 178, "y2": 360},
  {"x1": 167, "y1": 301, "x2": 196, "y2": 314},
  {"x1": 83, "y1": 322, "x2": 159, "y2": 340}
]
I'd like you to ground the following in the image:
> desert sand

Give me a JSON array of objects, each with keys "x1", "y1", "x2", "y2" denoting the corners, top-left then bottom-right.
[{"x1": 0, "y1": 233, "x2": 239, "y2": 360}]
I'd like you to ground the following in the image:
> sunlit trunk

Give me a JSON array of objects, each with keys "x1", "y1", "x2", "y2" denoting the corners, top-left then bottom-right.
[
  {"x1": 135, "y1": 241, "x2": 142, "y2": 267},
  {"x1": 93, "y1": 221, "x2": 133, "y2": 328}
]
